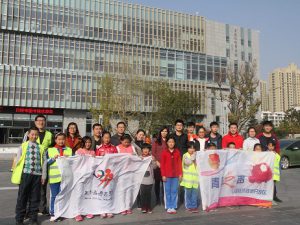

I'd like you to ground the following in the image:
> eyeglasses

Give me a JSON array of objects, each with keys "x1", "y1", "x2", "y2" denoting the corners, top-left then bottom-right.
[{"x1": 35, "y1": 119, "x2": 45, "y2": 122}]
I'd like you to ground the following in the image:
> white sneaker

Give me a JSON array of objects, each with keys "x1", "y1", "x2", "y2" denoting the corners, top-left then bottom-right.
[
  {"x1": 167, "y1": 208, "x2": 172, "y2": 214},
  {"x1": 171, "y1": 208, "x2": 177, "y2": 214},
  {"x1": 50, "y1": 216, "x2": 56, "y2": 222}
]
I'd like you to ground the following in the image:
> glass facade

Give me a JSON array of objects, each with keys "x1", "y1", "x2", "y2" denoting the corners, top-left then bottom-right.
[
  {"x1": 0, "y1": 113, "x2": 63, "y2": 143},
  {"x1": 0, "y1": 0, "x2": 258, "y2": 113}
]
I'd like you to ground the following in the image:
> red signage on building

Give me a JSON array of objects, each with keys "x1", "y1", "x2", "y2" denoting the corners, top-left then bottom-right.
[{"x1": 0, "y1": 106, "x2": 63, "y2": 115}]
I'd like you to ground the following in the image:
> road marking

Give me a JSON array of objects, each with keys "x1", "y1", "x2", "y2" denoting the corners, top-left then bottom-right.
[{"x1": 0, "y1": 187, "x2": 18, "y2": 190}]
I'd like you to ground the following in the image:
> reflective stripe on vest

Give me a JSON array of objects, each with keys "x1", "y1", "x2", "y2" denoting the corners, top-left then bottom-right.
[
  {"x1": 47, "y1": 147, "x2": 72, "y2": 184},
  {"x1": 37, "y1": 131, "x2": 53, "y2": 149},
  {"x1": 273, "y1": 153, "x2": 281, "y2": 181},
  {"x1": 180, "y1": 152, "x2": 199, "y2": 188},
  {"x1": 11, "y1": 141, "x2": 45, "y2": 185}
]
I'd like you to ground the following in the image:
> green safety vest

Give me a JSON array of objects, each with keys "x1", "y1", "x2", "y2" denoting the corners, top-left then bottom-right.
[
  {"x1": 180, "y1": 152, "x2": 199, "y2": 189},
  {"x1": 37, "y1": 130, "x2": 53, "y2": 149},
  {"x1": 11, "y1": 141, "x2": 45, "y2": 185},
  {"x1": 273, "y1": 152, "x2": 281, "y2": 181},
  {"x1": 47, "y1": 147, "x2": 72, "y2": 184}
]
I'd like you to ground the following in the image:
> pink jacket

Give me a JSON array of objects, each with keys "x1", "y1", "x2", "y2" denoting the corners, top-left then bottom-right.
[{"x1": 116, "y1": 144, "x2": 136, "y2": 154}]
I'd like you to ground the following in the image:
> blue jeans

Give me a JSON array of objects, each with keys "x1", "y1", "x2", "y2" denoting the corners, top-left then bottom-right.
[
  {"x1": 184, "y1": 188, "x2": 198, "y2": 209},
  {"x1": 49, "y1": 182, "x2": 61, "y2": 216},
  {"x1": 163, "y1": 178, "x2": 179, "y2": 209}
]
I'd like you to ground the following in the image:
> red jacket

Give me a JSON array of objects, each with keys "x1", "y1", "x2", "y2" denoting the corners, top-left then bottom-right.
[
  {"x1": 152, "y1": 140, "x2": 167, "y2": 162},
  {"x1": 160, "y1": 148, "x2": 182, "y2": 178},
  {"x1": 222, "y1": 133, "x2": 244, "y2": 149},
  {"x1": 95, "y1": 144, "x2": 118, "y2": 156}
]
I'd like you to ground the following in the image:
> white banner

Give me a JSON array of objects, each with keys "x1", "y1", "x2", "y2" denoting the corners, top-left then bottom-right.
[
  {"x1": 54, "y1": 154, "x2": 151, "y2": 219},
  {"x1": 196, "y1": 150, "x2": 275, "y2": 211}
]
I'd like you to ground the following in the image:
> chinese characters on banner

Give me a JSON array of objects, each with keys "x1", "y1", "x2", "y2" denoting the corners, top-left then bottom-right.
[
  {"x1": 196, "y1": 150, "x2": 275, "y2": 211},
  {"x1": 54, "y1": 154, "x2": 151, "y2": 219}
]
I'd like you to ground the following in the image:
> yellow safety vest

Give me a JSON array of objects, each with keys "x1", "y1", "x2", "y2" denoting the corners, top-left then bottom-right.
[
  {"x1": 273, "y1": 152, "x2": 281, "y2": 181},
  {"x1": 37, "y1": 130, "x2": 53, "y2": 149},
  {"x1": 11, "y1": 141, "x2": 45, "y2": 185},
  {"x1": 47, "y1": 147, "x2": 72, "y2": 184},
  {"x1": 180, "y1": 152, "x2": 199, "y2": 189}
]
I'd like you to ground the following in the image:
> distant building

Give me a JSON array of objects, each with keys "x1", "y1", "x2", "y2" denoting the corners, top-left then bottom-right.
[
  {"x1": 268, "y1": 63, "x2": 300, "y2": 112},
  {"x1": 259, "y1": 80, "x2": 269, "y2": 111},
  {"x1": 260, "y1": 111, "x2": 285, "y2": 127}
]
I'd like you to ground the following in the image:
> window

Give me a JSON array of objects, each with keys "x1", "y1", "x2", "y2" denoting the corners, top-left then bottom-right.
[
  {"x1": 287, "y1": 141, "x2": 300, "y2": 150},
  {"x1": 226, "y1": 49, "x2": 230, "y2": 57}
]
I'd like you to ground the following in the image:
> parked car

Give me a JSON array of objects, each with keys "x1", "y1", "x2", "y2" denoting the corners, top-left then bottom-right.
[{"x1": 280, "y1": 139, "x2": 300, "y2": 169}]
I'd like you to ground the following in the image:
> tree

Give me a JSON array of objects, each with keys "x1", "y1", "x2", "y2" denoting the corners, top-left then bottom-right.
[
  {"x1": 278, "y1": 108, "x2": 300, "y2": 137},
  {"x1": 149, "y1": 80, "x2": 202, "y2": 131},
  {"x1": 90, "y1": 75, "x2": 203, "y2": 134},
  {"x1": 89, "y1": 73, "x2": 144, "y2": 135},
  {"x1": 215, "y1": 62, "x2": 261, "y2": 132}
]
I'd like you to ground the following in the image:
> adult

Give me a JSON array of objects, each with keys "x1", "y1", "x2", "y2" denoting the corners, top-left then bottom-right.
[
  {"x1": 132, "y1": 129, "x2": 146, "y2": 209},
  {"x1": 187, "y1": 122, "x2": 198, "y2": 142},
  {"x1": 111, "y1": 121, "x2": 126, "y2": 146},
  {"x1": 65, "y1": 122, "x2": 82, "y2": 154},
  {"x1": 243, "y1": 127, "x2": 260, "y2": 151},
  {"x1": 222, "y1": 123, "x2": 244, "y2": 149},
  {"x1": 170, "y1": 119, "x2": 187, "y2": 204},
  {"x1": 132, "y1": 129, "x2": 146, "y2": 156},
  {"x1": 206, "y1": 122, "x2": 222, "y2": 149},
  {"x1": 152, "y1": 126, "x2": 169, "y2": 205},
  {"x1": 171, "y1": 119, "x2": 188, "y2": 156},
  {"x1": 91, "y1": 123, "x2": 103, "y2": 150},
  {"x1": 23, "y1": 114, "x2": 53, "y2": 215},
  {"x1": 194, "y1": 126, "x2": 208, "y2": 151},
  {"x1": 256, "y1": 121, "x2": 280, "y2": 153}
]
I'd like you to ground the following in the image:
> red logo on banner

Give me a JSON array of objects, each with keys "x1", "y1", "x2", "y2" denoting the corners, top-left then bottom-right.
[{"x1": 94, "y1": 169, "x2": 114, "y2": 188}]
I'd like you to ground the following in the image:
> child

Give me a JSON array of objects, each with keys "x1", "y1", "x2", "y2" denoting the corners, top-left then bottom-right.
[
  {"x1": 180, "y1": 142, "x2": 199, "y2": 213},
  {"x1": 12, "y1": 127, "x2": 45, "y2": 225},
  {"x1": 206, "y1": 143, "x2": 217, "y2": 150},
  {"x1": 227, "y1": 142, "x2": 236, "y2": 149},
  {"x1": 267, "y1": 141, "x2": 282, "y2": 204},
  {"x1": 253, "y1": 143, "x2": 263, "y2": 152},
  {"x1": 95, "y1": 131, "x2": 118, "y2": 156},
  {"x1": 95, "y1": 131, "x2": 117, "y2": 218},
  {"x1": 160, "y1": 137, "x2": 182, "y2": 214},
  {"x1": 195, "y1": 126, "x2": 208, "y2": 151},
  {"x1": 116, "y1": 134, "x2": 136, "y2": 155},
  {"x1": 42, "y1": 132, "x2": 72, "y2": 222},
  {"x1": 117, "y1": 134, "x2": 136, "y2": 215},
  {"x1": 140, "y1": 143, "x2": 157, "y2": 214},
  {"x1": 74, "y1": 136, "x2": 95, "y2": 221},
  {"x1": 187, "y1": 122, "x2": 198, "y2": 141},
  {"x1": 76, "y1": 136, "x2": 95, "y2": 156}
]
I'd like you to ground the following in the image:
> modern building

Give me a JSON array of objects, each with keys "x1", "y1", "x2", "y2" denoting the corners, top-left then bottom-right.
[
  {"x1": 260, "y1": 111, "x2": 285, "y2": 127},
  {"x1": 0, "y1": 0, "x2": 259, "y2": 144},
  {"x1": 268, "y1": 63, "x2": 300, "y2": 112},
  {"x1": 259, "y1": 80, "x2": 269, "y2": 111}
]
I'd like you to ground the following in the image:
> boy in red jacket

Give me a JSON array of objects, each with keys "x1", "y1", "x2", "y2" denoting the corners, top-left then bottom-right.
[
  {"x1": 222, "y1": 123, "x2": 244, "y2": 149},
  {"x1": 160, "y1": 137, "x2": 182, "y2": 214}
]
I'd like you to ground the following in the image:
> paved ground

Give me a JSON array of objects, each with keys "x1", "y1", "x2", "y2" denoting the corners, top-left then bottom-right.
[{"x1": 0, "y1": 159, "x2": 300, "y2": 225}]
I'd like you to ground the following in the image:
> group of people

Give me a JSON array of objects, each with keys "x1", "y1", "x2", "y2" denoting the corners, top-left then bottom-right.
[{"x1": 12, "y1": 115, "x2": 282, "y2": 225}]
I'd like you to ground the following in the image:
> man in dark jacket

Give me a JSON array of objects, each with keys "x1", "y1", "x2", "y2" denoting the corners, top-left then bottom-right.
[
  {"x1": 91, "y1": 123, "x2": 103, "y2": 150},
  {"x1": 206, "y1": 121, "x2": 222, "y2": 149},
  {"x1": 171, "y1": 119, "x2": 188, "y2": 156},
  {"x1": 111, "y1": 121, "x2": 126, "y2": 146},
  {"x1": 170, "y1": 119, "x2": 187, "y2": 205}
]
